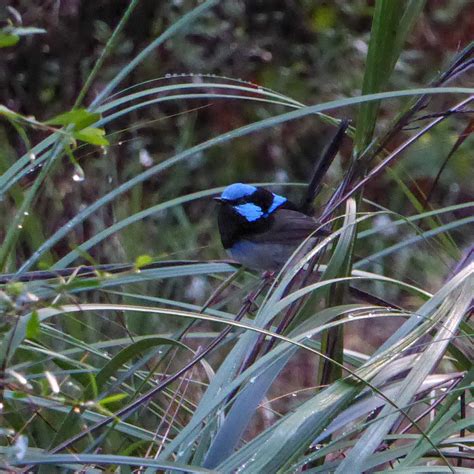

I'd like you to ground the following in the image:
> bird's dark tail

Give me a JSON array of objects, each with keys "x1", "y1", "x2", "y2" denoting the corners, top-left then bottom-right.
[{"x1": 300, "y1": 118, "x2": 350, "y2": 215}]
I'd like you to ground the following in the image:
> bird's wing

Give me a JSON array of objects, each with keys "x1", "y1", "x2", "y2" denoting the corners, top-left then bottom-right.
[{"x1": 245, "y1": 209, "x2": 324, "y2": 245}]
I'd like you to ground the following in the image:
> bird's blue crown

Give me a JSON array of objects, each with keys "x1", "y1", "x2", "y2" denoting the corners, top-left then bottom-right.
[
  {"x1": 221, "y1": 183, "x2": 257, "y2": 201},
  {"x1": 219, "y1": 183, "x2": 287, "y2": 222}
]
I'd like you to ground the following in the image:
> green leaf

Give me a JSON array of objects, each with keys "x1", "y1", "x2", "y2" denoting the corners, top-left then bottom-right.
[
  {"x1": 355, "y1": 0, "x2": 426, "y2": 154},
  {"x1": 73, "y1": 127, "x2": 109, "y2": 146},
  {"x1": 336, "y1": 279, "x2": 472, "y2": 473},
  {"x1": 135, "y1": 254, "x2": 153, "y2": 269},
  {"x1": 9, "y1": 453, "x2": 214, "y2": 473},
  {"x1": 0, "y1": 105, "x2": 22, "y2": 119},
  {"x1": 58, "y1": 278, "x2": 100, "y2": 291},
  {"x1": 0, "y1": 32, "x2": 19, "y2": 47},
  {"x1": 398, "y1": 368, "x2": 474, "y2": 467},
  {"x1": 9, "y1": 26, "x2": 47, "y2": 36},
  {"x1": 5, "y1": 389, "x2": 155, "y2": 441},
  {"x1": 44, "y1": 408, "x2": 82, "y2": 455},
  {"x1": 312, "y1": 5, "x2": 337, "y2": 32},
  {"x1": 94, "y1": 336, "x2": 188, "y2": 394},
  {"x1": 318, "y1": 199, "x2": 357, "y2": 385},
  {"x1": 90, "y1": 0, "x2": 220, "y2": 107},
  {"x1": 75, "y1": 334, "x2": 191, "y2": 401},
  {"x1": 10, "y1": 391, "x2": 28, "y2": 399},
  {"x1": 97, "y1": 393, "x2": 128, "y2": 406},
  {"x1": 11, "y1": 86, "x2": 474, "y2": 274},
  {"x1": 45, "y1": 108, "x2": 101, "y2": 129},
  {"x1": 0, "y1": 26, "x2": 45, "y2": 48},
  {"x1": 25, "y1": 310, "x2": 40, "y2": 340},
  {"x1": 52, "y1": 358, "x2": 96, "y2": 391}
]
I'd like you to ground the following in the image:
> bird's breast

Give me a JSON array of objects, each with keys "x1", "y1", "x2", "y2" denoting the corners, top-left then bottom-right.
[
  {"x1": 227, "y1": 239, "x2": 314, "y2": 271},
  {"x1": 217, "y1": 205, "x2": 272, "y2": 249}
]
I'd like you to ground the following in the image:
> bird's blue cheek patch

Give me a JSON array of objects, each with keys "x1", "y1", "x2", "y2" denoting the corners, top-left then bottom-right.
[
  {"x1": 267, "y1": 193, "x2": 287, "y2": 215},
  {"x1": 234, "y1": 203, "x2": 264, "y2": 222}
]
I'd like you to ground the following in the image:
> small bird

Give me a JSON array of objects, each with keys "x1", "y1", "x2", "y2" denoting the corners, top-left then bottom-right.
[{"x1": 214, "y1": 183, "x2": 324, "y2": 271}]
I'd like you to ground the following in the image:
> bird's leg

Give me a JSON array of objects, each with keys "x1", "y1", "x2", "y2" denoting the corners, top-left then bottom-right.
[
  {"x1": 242, "y1": 271, "x2": 274, "y2": 312},
  {"x1": 262, "y1": 270, "x2": 276, "y2": 281},
  {"x1": 242, "y1": 289, "x2": 260, "y2": 314}
]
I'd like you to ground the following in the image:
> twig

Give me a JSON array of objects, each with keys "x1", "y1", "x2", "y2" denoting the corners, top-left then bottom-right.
[
  {"x1": 45, "y1": 278, "x2": 268, "y2": 455},
  {"x1": 322, "y1": 96, "x2": 474, "y2": 221}
]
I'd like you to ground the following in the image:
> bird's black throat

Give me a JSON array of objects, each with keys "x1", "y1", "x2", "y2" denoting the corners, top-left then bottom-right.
[{"x1": 217, "y1": 192, "x2": 298, "y2": 249}]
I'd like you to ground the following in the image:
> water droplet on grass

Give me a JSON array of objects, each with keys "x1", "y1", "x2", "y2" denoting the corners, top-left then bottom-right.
[
  {"x1": 72, "y1": 166, "x2": 85, "y2": 182},
  {"x1": 139, "y1": 148, "x2": 153, "y2": 167}
]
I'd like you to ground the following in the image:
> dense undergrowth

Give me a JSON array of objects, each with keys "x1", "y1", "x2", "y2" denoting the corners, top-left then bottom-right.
[{"x1": 0, "y1": 1, "x2": 473, "y2": 472}]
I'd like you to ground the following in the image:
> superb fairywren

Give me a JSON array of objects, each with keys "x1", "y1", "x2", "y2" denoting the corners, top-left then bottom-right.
[
  {"x1": 214, "y1": 120, "x2": 350, "y2": 271},
  {"x1": 215, "y1": 183, "x2": 323, "y2": 271}
]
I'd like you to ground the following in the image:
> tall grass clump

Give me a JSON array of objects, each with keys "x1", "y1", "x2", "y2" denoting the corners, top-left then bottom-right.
[{"x1": 0, "y1": 1, "x2": 472, "y2": 472}]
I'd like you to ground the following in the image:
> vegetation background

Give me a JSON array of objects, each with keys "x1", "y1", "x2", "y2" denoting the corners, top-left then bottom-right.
[{"x1": 0, "y1": 0, "x2": 472, "y2": 472}]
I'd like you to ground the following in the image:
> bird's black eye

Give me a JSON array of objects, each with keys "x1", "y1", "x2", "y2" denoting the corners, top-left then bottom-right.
[
  {"x1": 251, "y1": 188, "x2": 274, "y2": 212},
  {"x1": 229, "y1": 196, "x2": 250, "y2": 206}
]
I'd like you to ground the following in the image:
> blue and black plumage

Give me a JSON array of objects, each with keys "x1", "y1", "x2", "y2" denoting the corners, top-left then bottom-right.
[
  {"x1": 215, "y1": 183, "x2": 323, "y2": 271},
  {"x1": 214, "y1": 120, "x2": 349, "y2": 271}
]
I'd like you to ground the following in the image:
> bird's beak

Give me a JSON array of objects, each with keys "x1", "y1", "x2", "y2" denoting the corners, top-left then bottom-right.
[{"x1": 213, "y1": 197, "x2": 224, "y2": 203}]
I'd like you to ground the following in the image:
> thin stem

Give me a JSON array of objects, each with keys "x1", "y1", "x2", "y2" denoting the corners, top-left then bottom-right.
[
  {"x1": 74, "y1": 0, "x2": 140, "y2": 108},
  {"x1": 322, "y1": 96, "x2": 474, "y2": 221},
  {"x1": 46, "y1": 280, "x2": 267, "y2": 455}
]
